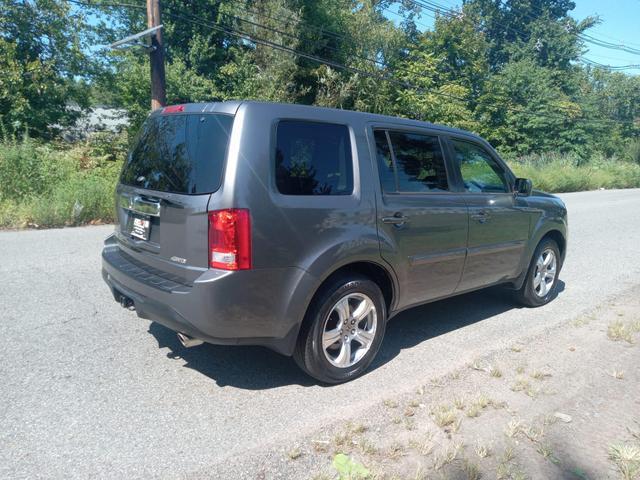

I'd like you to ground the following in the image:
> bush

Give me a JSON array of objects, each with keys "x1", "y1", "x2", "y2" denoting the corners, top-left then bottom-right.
[
  {"x1": 509, "y1": 153, "x2": 640, "y2": 193},
  {"x1": 0, "y1": 138, "x2": 76, "y2": 200},
  {"x1": 0, "y1": 133, "x2": 124, "y2": 228}
]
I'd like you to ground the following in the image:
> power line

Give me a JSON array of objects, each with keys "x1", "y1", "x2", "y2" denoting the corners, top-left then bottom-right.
[
  {"x1": 70, "y1": 0, "x2": 631, "y2": 128},
  {"x1": 407, "y1": 0, "x2": 640, "y2": 59},
  {"x1": 158, "y1": 5, "x2": 631, "y2": 127}
]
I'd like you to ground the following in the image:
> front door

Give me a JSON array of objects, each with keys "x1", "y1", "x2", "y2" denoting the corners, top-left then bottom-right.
[
  {"x1": 371, "y1": 127, "x2": 469, "y2": 308},
  {"x1": 448, "y1": 138, "x2": 531, "y2": 292}
]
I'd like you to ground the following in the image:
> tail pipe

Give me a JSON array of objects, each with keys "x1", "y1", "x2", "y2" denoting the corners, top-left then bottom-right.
[{"x1": 177, "y1": 332, "x2": 204, "y2": 348}]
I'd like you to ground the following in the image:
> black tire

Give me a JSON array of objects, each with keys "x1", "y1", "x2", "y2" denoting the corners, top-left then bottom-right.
[
  {"x1": 294, "y1": 274, "x2": 387, "y2": 384},
  {"x1": 515, "y1": 238, "x2": 562, "y2": 307}
]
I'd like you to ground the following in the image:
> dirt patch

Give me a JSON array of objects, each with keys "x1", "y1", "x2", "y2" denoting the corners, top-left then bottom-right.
[{"x1": 198, "y1": 287, "x2": 640, "y2": 480}]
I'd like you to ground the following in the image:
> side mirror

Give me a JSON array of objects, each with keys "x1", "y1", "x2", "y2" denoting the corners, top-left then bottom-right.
[{"x1": 514, "y1": 178, "x2": 532, "y2": 196}]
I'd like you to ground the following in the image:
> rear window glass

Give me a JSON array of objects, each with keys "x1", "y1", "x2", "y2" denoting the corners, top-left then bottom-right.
[
  {"x1": 121, "y1": 113, "x2": 233, "y2": 194},
  {"x1": 275, "y1": 120, "x2": 353, "y2": 196}
]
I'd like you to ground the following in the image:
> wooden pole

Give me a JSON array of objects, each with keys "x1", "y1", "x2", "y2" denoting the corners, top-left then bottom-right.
[{"x1": 146, "y1": 0, "x2": 166, "y2": 110}]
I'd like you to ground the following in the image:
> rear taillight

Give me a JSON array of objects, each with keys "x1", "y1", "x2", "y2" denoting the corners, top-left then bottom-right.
[{"x1": 208, "y1": 209, "x2": 251, "y2": 270}]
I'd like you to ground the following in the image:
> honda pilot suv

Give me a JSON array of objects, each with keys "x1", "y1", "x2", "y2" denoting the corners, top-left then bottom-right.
[{"x1": 102, "y1": 101, "x2": 567, "y2": 383}]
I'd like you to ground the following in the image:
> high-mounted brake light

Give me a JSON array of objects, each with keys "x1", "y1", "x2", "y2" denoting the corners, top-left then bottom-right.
[
  {"x1": 208, "y1": 209, "x2": 251, "y2": 270},
  {"x1": 162, "y1": 105, "x2": 184, "y2": 114}
]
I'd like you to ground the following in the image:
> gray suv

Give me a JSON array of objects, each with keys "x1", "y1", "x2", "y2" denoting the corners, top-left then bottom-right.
[{"x1": 102, "y1": 101, "x2": 567, "y2": 383}]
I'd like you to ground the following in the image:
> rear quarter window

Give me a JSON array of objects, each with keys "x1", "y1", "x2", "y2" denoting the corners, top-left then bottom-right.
[{"x1": 275, "y1": 120, "x2": 354, "y2": 196}]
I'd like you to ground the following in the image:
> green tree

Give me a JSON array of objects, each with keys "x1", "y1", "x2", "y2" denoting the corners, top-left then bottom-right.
[{"x1": 0, "y1": 0, "x2": 95, "y2": 137}]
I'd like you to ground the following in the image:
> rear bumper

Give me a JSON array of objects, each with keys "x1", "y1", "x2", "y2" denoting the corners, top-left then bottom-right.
[{"x1": 101, "y1": 236, "x2": 315, "y2": 355}]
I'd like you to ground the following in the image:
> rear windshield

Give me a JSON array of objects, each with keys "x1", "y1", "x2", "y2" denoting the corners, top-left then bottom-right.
[{"x1": 121, "y1": 113, "x2": 233, "y2": 194}]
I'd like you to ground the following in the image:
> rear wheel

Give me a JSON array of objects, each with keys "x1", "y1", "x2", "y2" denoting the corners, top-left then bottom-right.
[
  {"x1": 515, "y1": 238, "x2": 561, "y2": 307},
  {"x1": 294, "y1": 275, "x2": 386, "y2": 384}
]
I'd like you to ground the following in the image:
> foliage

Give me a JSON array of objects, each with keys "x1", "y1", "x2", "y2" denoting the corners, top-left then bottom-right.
[
  {"x1": 0, "y1": 0, "x2": 98, "y2": 137},
  {"x1": 332, "y1": 453, "x2": 370, "y2": 480},
  {"x1": 509, "y1": 153, "x2": 640, "y2": 193},
  {"x1": 0, "y1": 135, "x2": 124, "y2": 227}
]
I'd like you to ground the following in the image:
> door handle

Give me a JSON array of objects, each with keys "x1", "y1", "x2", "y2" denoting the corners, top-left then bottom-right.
[
  {"x1": 471, "y1": 210, "x2": 491, "y2": 223},
  {"x1": 382, "y1": 213, "x2": 409, "y2": 225}
]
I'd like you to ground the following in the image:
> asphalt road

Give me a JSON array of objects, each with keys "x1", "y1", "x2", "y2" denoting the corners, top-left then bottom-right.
[{"x1": 2, "y1": 188, "x2": 639, "y2": 479}]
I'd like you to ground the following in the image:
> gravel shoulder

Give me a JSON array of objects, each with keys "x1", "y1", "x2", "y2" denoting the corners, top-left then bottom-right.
[{"x1": 205, "y1": 285, "x2": 640, "y2": 479}]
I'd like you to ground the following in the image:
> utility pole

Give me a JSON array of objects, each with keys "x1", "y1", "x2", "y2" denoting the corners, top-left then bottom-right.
[{"x1": 146, "y1": 0, "x2": 166, "y2": 110}]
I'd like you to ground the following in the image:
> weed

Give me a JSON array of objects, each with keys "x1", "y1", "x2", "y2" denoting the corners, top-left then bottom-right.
[
  {"x1": 608, "y1": 443, "x2": 640, "y2": 480},
  {"x1": 505, "y1": 419, "x2": 524, "y2": 438},
  {"x1": 608, "y1": 321, "x2": 635, "y2": 344},
  {"x1": 530, "y1": 369, "x2": 552, "y2": 380},
  {"x1": 536, "y1": 443, "x2": 559, "y2": 464},
  {"x1": 432, "y1": 404, "x2": 458, "y2": 429},
  {"x1": 332, "y1": 453, "x2": 370, "y2": 480},
  {"x1": 433, "y1": 442, "x2": 463, "y2": 471},
  {"x1": 388, "y1": 442, "x2": 405, "y2": 460},
  {"x1": 357, "y1": 437, "x2": 377, "y2": 456},
  {"x1": 334, "y1": 431, "x2": 354, "y2": 450},
  {"x1": 384, "y1": 399, "x2": 399, "y2": 409},
  {"x1": 466, "y1": 404, "x2": 481, "y2": 418},
  {"x1": 403, "y1": 417, "x2": 416, "y2": 431},
  {"x1": 510, "y1": 345, "x2": 522, "y2": 352},
  {"x1": 511, "y1": 378, "x2": 537, "y2": 397},
  {"x1": 409, "y1": 432, "x2": 435, "y2": 456},
  {"x1": 287, "y1": 447, "x2": 302, "y2": 460},
  {"x1": 501, "y1": 445, "x2": 517, "y2": 463},
  {"x1": 463, "y1": 460, "x2": 482, "y2": 480},
  {"x1": 474, "y1": 441, "x2": 491, "y2": 458},
  {"x1": 453, "y1": 396, "x2": 466, "y2": 410},
  {"x1": 312, "y1": 439, "x2": 330, "y2": 453},
  {"x1": 490, "y1": 366, "x2": 503, "y2": 378}
]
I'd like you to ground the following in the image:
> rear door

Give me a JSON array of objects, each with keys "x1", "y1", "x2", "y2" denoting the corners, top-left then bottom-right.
[
  {"x1": 446, "y1": 137, "x2": 530, "y2": 291},
  {"x1": 371, "y1": 126, "x2": 468, "y2": 308},
  {"x1": 115, "y1": 110, "x2": 234, "y2": 281}
]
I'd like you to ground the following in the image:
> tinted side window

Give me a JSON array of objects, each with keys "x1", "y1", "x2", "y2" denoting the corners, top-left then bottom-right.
[
  {"x1": 452, "y1": 140, "x2": 509, "y2": 193},
  {"x1": 388, "y1": 131, "x2": 448, "y2": 193},
  {"x1": 374, "y1": 130, "x2": 396, "y2": 192},
  {"x1": 275, "y1": 121, "x2": 353, "y2": 196}
]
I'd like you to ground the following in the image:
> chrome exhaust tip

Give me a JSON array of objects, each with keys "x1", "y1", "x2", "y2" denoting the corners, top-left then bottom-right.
[{"x1": 177, "y1": 332, "x2": 204, "y2": 348}]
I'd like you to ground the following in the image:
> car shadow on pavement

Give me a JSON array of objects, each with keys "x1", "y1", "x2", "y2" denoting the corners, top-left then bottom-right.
[{"x1": 148, "y1": 281, "x2": 565, "y2": 390}]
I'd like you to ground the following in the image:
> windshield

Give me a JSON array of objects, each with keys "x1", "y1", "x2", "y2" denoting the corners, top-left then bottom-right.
[{"x1": 121, "y1": 113, "x2": 234, "y2": 194}]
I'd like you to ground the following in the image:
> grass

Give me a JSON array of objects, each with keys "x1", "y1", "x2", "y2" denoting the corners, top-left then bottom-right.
[
  {"x1": 4, "y1": 134, "x2": 640, "y2": 232},
  {"x1": 536, "y1": 443, "x2": 559, "y2": 464},
  {"x1": 287, "y1": 447, "x2": 302, "y2": 460},
  {"x1": 432, "y1": 442, "x2": 464, "y2": 471},
  {"x1": 474, "y1": 441, "x2": 491, "y2": 458},
  {"x1": 608, "y1": 443, "x2": 640, "y2": 480},
  {"x1": 530, "y1": 369, "x2": 552, "y2": 380},
  {"x1": 431, "y1": 404, "x2": 458, "y2": 429},
  {"x1": 463, "y1": 460, "x2": 481, "y2": 480},
  {"x1": 608, "y1": 320, "x2": 637, "y2": 344},
  {"x1": 510, "y1": 153, "x2": 640, "y2": 193},
  {"x1": 511, "y1": 378, "x2": 538, "y2": 397},
  {"x1": 0, "y1": 134, "x2": 125, "y2": 228},
  {"x1": 409, "y1": 431, "x2": 435, "y2": 456}
]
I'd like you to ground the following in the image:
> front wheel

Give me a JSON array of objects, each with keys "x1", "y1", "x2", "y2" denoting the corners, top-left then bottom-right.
[
  {"x1": 294, "y1": 275, "x2": 386, "y2": 384},
  {"x1": 515, "y1": 238, "x2": 562, "y2": 307}
]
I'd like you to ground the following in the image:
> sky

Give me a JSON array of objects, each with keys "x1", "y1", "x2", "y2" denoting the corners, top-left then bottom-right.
[{"x1": 385, "y1": 0, "x2": 640, "y2": 75}]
